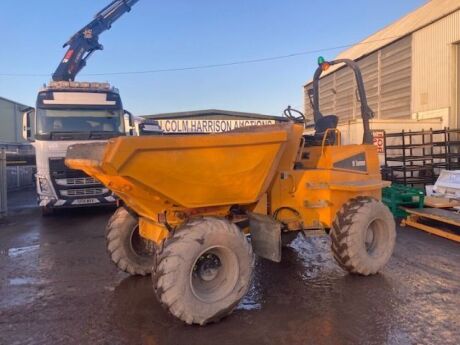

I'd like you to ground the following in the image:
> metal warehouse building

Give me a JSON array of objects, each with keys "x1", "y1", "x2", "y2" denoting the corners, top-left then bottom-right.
[
  {"x1": 304, "y1": 0, "x2": 460, "y2": 141},
  {"x1": 0, "y1": 96, "x2": 35, "y2": 193},
  {"x1": 142, "y1": 109, "x2": 286, "y2": 134},
  {"x1": 0, "y1": 96, "x2": 30, "y2": 145}
]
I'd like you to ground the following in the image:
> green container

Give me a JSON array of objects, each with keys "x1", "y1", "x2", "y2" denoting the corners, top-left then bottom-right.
[{"x1": 382, "y1": 184, "x2": 425, "y2": 218}]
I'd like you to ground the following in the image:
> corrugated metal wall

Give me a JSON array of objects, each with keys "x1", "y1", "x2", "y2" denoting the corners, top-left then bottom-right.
[
  {"x1": 304, "y1": 36, "x2": 412, "y2": 122},
  {"x1": 323, "y1": 0, "x2": 460, "y2": 76},
  {"x1": 334, "y1": 67, "x2": 355, "y2": 120},
  {"x1": 0, "y1": 149, "x2": 7, "y2": 218},
  {"x1": 380, "y1": 36, "x2": 412, "y2": 118},
  {"x1": 358, "y1": 52, "x2": 379, "y2": 118},
  {"x1": 0, "y1": 98, "x2": 29, "y2": 144},
  {"x1": 412, "y1": 9, "x2": 460, "y2": 128},
  {"x1": 0, "y1": 99, "x2": 19, "y2": 144}
]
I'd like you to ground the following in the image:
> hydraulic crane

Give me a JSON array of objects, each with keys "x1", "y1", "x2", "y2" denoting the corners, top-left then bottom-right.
[{"x1": 52, "y1": 0, "x2": 139, "y2": 81}]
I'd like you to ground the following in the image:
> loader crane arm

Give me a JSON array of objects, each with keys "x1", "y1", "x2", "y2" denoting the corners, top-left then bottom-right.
[{"x1": 52, "y1": 0, "x2": 139, "y2": 81}]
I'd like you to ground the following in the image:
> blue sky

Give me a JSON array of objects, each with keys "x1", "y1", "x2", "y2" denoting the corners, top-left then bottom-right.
[{"x1": 0, "y1": 0, "x2": 425, "y2": 115}]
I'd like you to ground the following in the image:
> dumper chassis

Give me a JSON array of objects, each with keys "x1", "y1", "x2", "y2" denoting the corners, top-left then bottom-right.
[{"x1": 67, "y1": 59, "x2": 396, "y2": 325}]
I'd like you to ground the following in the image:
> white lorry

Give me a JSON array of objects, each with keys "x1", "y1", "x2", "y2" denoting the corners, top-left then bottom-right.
[
  {"x1": 24, "y1": 81, "x2": 134, "y2": 215},
  {"x1": 23, "y1": 0, "x2": 141, "y2": 215}
]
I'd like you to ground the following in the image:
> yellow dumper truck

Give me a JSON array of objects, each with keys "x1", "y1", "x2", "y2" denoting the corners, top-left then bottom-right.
[{"x1": 66, "y1": 59, "x2": 396, "y2": 325}]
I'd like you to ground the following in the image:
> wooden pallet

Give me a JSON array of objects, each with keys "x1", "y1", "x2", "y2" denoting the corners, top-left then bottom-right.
[
  {"x1": 401, "y1": 207, "x2": 460, "y2": 243},
  {"x1": 424, "y1": 196, "x2": 460, "y2": 208}
]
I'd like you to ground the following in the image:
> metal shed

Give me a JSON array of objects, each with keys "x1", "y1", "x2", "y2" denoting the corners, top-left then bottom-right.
[
  {"x1": 0, "y1": 96, "x2": 30, "y2": 144},
  {"x1": 0, "y1": 96, "x2": 35, "y2": 193}
]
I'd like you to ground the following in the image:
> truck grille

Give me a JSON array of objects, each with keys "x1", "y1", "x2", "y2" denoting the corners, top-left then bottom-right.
[
  {"x1": 60, "y1": 188, "x2": 108, "y2": 197},
  {"x1": 49, "y1": 157, "x2": 86, "y2": 179},
  {"x1": 55, "y1": 177, "x2": 99, "y2": 186},
  {"x1": 49, "y1": 157, "x2": 112, "y2": 199}
]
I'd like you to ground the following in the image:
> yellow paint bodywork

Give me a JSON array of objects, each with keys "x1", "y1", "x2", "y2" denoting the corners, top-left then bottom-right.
[
  {"x1": 66, "y1": 122, "x2": 387, "y2": 243},
  {"x1": 66, "y1": 125, "x2": 290, "y2": 242},
  {"x1": 270, "y1": 144, "x2": 382, "y2": 229}
]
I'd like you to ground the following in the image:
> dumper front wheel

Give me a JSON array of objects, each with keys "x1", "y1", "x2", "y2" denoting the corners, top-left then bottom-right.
[
  {"x1": 153, "y1": 218, "x2": 254, "y2": 325},
  {"x1": 330, "y1": 197, "x2": 396, "y2": 276},
  {"x1": 106, "y1": 207, "x2": 156, "y2": 276}
]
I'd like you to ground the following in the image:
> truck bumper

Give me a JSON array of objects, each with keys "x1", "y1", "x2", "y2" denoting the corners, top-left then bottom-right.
[{"x1": 39, "y1": 195, "x2": 116, "y2": 208}]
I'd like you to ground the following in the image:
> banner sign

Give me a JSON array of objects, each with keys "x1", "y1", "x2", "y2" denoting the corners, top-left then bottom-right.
[{"x1": 158, "y1": 119, "x2": 276, "y2": 134}]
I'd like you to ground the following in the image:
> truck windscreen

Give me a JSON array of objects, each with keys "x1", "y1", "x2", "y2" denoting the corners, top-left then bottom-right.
[{"x1": 37, "y1": 108, "x2": 124, "y2": 139}]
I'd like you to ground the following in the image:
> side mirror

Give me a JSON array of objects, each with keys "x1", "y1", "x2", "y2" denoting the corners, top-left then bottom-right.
[
  {"x1": 124, "y1": 110, "x2": 135, "y2": 136},
  {"x1": 22, "y1": 107, "x2": 35, "y2": 142}
]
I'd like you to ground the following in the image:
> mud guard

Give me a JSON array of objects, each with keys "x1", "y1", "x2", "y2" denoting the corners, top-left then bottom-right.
[{"x1": 248, "y1": 212, "x2": 281, "y2": 262}]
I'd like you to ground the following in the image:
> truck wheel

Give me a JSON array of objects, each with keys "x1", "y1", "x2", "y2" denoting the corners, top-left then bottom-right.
[
  {"x1": 153, "y1": 217, "x2": 254, "y2": 325},
  {"x1": 41, "y1": 205, "x2": 54, "y2": 217},
  {"x1": 106, "y1": 207, "x2": 156, "y2": 276},
  {"x1": 330, "y1": 196, "x2": 396, "y2": 276}
]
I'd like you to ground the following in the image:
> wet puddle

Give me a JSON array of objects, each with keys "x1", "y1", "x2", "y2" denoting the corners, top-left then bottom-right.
[
  {"x1": 237, "y1": 294, "x2": 262, "y2": 311},
  {"x1": 8, "y1": 277, "x2": 49, "y2": 286},
  {"x1": 0, "y1": 244, "x2": 40, "y2": 258}
]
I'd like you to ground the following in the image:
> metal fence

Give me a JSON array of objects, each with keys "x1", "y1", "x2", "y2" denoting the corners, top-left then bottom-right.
[
  {"x1": 0, "y1": 143, "x2": 35, "y2": 192},
  {"x1": 0, "y1": 149, "x2": 7, "y2": 218},
  {"x1": 6, "y1": 145, "x2": 36, "y2": 191},
  {"x1": 383, "y1": 127, "x2": 460, "y2": 187}
]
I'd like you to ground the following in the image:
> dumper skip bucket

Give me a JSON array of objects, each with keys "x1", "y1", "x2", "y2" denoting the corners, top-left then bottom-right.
[{"x1": 65, "y1": 124, "x2": 291, "y2": 212}]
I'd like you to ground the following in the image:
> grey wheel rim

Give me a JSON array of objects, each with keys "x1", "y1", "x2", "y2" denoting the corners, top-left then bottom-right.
[
  {"x1": 364, "y1": 218, "x2": 387, "y2": 257},
  {"x1": 190, "y1": 246, "x2": 239, "y2": 303}
]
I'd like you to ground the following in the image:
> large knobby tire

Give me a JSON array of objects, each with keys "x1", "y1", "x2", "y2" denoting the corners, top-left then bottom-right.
[
  {"x1": 106, "y1": 207, "x2": 156, "y2": 276},
  {"x1": 330, "y1": 196, "x2": 396, "y2": 276},
  {"x1": 153, "y1": 217, "x2": 254, "y2": 325}
]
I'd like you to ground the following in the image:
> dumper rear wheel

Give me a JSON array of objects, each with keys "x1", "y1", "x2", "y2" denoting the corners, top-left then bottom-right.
[
  {"x1": 153, "y1": 217, "x2": 254, "y2": 325},
  {"x1": 330, "y1": 197, "x2": 396, "y2": 275},
  {"x1": 106, "y1": 207, "x2": 156, "y2": 276}
]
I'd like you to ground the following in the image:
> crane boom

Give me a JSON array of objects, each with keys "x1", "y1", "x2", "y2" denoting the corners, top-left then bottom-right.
[{"x1": 52, "y1": 0, "x2": 139, "y2": 81}]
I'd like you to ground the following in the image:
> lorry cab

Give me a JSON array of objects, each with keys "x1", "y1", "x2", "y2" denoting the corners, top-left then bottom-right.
[{"x1": 25, "y1": 81, "x2": 133, "y2": 215}]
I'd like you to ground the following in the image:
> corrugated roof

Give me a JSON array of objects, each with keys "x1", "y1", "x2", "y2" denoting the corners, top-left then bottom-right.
[
  {"x1": 141, "y1": 109, "x2": 286, "y2": 121},
  {"x1": 306, "y1": 0, "x2": 460, "y2": 83}
]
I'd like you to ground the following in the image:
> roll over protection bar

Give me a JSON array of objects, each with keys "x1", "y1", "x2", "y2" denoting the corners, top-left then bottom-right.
[{"x1": 312, "y1": 59, "x2": 374, "y2": 145}]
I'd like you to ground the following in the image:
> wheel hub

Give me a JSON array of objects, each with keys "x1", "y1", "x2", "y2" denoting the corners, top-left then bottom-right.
[
  {"x1": 364, "y1": 219, "x2": 384, "y2": 256},
  {"x1": 365, "y1": 228, "x2": 375, "y2": 251},
  {"x1": 130, "y1": 226, "x2": 155, "y2": 257},
  {"x1": 194, "y1": 253, "x2": 222, "y2": 282},
  {"x1": 190, "y1": 246, "x2": 239, "y2": 303}
]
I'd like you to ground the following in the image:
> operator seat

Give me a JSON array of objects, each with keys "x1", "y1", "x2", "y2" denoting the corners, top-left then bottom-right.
[
  {"x1": 315, "y1": 115, "x2": 338, "y2": 136},
  {"x1": 304, "y1": 114, "x2": 338, "y2": 146}
]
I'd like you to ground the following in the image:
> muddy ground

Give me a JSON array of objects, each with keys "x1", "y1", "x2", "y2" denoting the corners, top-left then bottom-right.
[{"x1": 0, "y1": 190, "x2": 459, "y2": 345}]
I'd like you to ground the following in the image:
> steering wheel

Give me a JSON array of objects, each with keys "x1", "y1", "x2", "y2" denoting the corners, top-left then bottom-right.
[{"x1": 283, "y1": 106, "x2": 307, "y2": 125}]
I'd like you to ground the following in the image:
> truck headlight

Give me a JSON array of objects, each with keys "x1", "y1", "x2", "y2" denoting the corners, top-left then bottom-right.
[{"x1": 38, "y1": 177, "x2": 52, "y2": 195}]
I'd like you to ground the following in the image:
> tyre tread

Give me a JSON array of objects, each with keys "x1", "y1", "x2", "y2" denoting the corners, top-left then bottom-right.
[
  {"x1": 106, "y1": 207, "x2": 154, "y2": 276},
  {"x1": 153, "y1": 217, "x2": 254, "y2": 325},
  {"x1": 330, "y1": 197, "x2": 395, "y2": 276}
]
